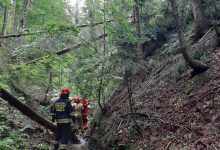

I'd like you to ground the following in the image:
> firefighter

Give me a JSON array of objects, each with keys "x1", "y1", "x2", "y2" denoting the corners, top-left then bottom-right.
[
  {"x1": 51, "y1": 88, "x2": 76, "y2": 150},
  {"x1": 82, "y1": 99, "x2": 90, "y2": 129},
  {"x1": 72, "y1": 97, "x2": 84, "y2": 130}
]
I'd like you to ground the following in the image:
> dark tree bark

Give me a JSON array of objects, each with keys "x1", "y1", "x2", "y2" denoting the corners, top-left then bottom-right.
[
  {"x1": 0, "y1": 88, "x2": 56, "y2": 131},
  {"x1": 171, "y1": 0, "x2": 209, "y2": 73},
  {"x1": 191, "y1": 0, "x2": 211, "y2": 41},
  {"x1": 134, "y1": 2, "x2": 146, "y2": 81},
  {"x1": 2, "y1": 6, "x2": 8, "y2": 36}
]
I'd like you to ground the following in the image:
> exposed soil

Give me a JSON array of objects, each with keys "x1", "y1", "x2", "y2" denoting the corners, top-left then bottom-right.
[{"x1": 91, "y1": 31, "x2": 220, "y2": 149}]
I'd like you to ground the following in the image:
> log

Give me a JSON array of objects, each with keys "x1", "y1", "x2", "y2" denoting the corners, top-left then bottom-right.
[
  {"x1": 0, "y1": 88, "x2": 56, "y2": 131},
  {"x1": 0, "y1": 32, "x2": 40, "y2": 39},
  {"x1": 0, "y1": 21, "x2": 110, "y2": 39},
  {"x1": 0, "y1": 16, "x2": 132, "y2": 39}
]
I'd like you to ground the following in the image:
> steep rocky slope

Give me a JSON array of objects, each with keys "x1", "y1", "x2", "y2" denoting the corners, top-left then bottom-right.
[{"x1": 90, "y1": 30, "x2": 220, "y2": 150}]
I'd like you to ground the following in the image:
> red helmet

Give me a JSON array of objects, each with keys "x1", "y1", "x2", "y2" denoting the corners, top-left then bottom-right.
[{"x1": 60, "y1": 88, "x2": 70, "y2": 95}]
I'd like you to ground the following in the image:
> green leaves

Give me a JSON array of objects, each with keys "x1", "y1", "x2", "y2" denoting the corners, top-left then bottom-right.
[
  {"x1": 44, "y1": 21, "x2": 80, "y2": 36},
  {"x1": 0, "y1": 130, "x2": 29, "y2": 149},
  {"x1": 0, "y1": 0, "x2": 10, "y2": 6}
]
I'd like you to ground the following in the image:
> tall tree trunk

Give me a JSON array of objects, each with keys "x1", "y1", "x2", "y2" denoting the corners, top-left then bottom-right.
[
  {"x1": 86, "y1": 0, "x2": 98, "y2": 44},
  {"x1": 20, "y1": 0, "x2": 30, "y2": 28},
  {"x1": 134, "y1": 2, "x2": 146, "y2": 81},
  {"x1": 171, "y1": 0, "x2": 209, "y2": 73},
  {"x1": 43, "y1": 72, "x2": 53, "y2": 104},
  {"x1": 191, "y1": 0, "x2": 210, "y2": 41},
  {"x1": 74, "y1": 2, "x2": 79, "y2": 24},
  {"x1": 97, "y1": 0, "x2": 106, "y2": 113},
  {"x1": 2, "y1": 6, "x2": 8, "y2": 36},
  {"x1": 11, "y1": 0, "x2": 17, "y2": 33}
]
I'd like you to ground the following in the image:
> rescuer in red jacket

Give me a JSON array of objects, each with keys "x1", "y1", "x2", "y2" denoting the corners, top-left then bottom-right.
[{"x1": 83, "y1": 99, "x2": 90, "y2": 129}]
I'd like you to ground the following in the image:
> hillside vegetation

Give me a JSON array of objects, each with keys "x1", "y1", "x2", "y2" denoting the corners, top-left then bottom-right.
[
  {"x1": 91, "y1": 30, "x2": 220, "y2": 149},
  {"x1": 0, "y1": 0, "x2": 220, "y2": 150}
]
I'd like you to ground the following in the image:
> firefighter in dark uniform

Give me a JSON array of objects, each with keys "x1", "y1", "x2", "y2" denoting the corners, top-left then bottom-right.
[{"x1": 51, "y1": 88, "x2": 76, "y2": 150}]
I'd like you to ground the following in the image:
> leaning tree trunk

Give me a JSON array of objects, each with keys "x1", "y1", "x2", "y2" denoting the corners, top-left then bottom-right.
[
  {"x1": 134, "y1": 2, "x2": 146, "y2": 81},
  {"x1": 171, "y1": 0, "x2": 209, "y2": 73},
  {"x1": 0, "y1": 88, "x2": 56, "y2": 131},
  {"x1": 191, "y1": 0, "x2": 210, "y2": 41},
  {"x1": 2, "y1": 6, "x2": 8, "y2": 36}
]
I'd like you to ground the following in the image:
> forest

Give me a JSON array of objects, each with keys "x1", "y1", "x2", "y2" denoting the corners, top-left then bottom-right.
[{"x1": 0, "y1": 0, "x2": 220, "y2": 149}]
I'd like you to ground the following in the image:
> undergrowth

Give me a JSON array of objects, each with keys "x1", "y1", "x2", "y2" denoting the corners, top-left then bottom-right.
[{"x1": 0, "y1": 102, "x2": 49, "y2": 150}]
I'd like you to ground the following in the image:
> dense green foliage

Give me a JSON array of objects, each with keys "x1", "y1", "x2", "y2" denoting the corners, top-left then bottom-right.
[
  {"x1": 1, "y1": 0, "x2": 219, "y2": 101},
  {"x1": 0, "y1": 0, "x2": 219, "y2": 148}
]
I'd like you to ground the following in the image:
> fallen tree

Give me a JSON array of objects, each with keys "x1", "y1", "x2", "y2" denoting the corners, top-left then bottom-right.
[
  {"x1": 0, "y1": 32, "x2": 40, "y2": 39},
  {"x1": 0, "y1": 22, "x2": 110, "y2": 39},
  {"x1": 0, "y1": 16, "x2": 131, "y2": 39},
  {"x1": 0, "y1": 88, "x2": 56, "y2": 131},
  {"x1": 0, "y1": 88, "x2": 80, "y2": 143}
]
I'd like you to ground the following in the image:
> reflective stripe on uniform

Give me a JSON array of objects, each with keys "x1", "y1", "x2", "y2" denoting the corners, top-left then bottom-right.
[
  {"x1": 56, "y1": 118, "x2": 71, "y2": 124},
  {"x1": 69, "y1": 111, "x2": 75, "y2": 117},
  {"x1": 55, "y1": 102, "x2": 66, "y2": 112},
  {"x1": 74, "y1": 112, "x2": 82, "y2": 118}
]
